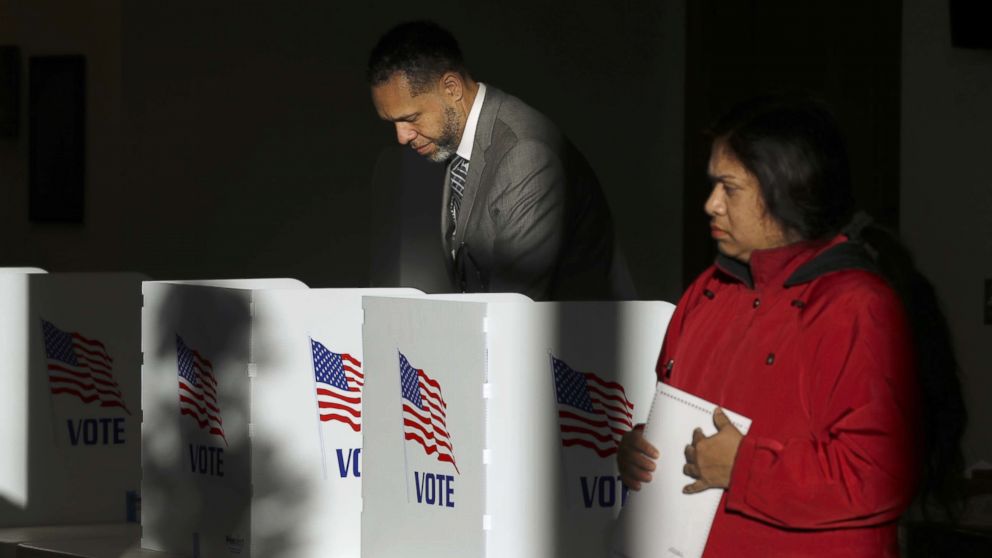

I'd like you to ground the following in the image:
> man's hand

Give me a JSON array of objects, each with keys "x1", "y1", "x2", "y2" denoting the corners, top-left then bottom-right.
[
  {"x1": 618, "y1": 424, "x2": 660, "y2": 491},
  {"x1": 682, "y1": 408, "x2": 743, "y2": 494}
]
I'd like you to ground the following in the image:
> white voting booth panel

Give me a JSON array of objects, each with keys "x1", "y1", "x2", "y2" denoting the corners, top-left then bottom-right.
[
  {"x1": 17, "y1": 540, "x2": 181, "y2": 558},
  {"x1": 0, "y1": 524, "x2": 139, "y2": 558},
  {"x1": 0, "y1": 268, "x2": 58, "y2": 501},
  {"x1": 141, "y1": 282, "x2": 257, "y2": 558},
  {"x1": 362, "y1": 296, "x2": 675, "y2": 558},
  {"x1": 0, "y1": 524, "x2": 135, "y2": 558},
  {"x1": 141, "y1": 281, "x2": 421, "y2": 558},
  {"x1": 250, "y1": 287, "x2": 422, "y2": 558},
  {"x1": 0, "y1": 273, "x2": 144, "y2": 528},
  {"x1": 146, "y1": 279, "x2": 306, "y2": 289},
  {"x1": 0, "y1": 268, "x2": 47, "y2": 274}
]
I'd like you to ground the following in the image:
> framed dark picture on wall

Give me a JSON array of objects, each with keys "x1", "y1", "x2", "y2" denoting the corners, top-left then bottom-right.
[
  {"x1": 0, "y1": 46, "x2": 19, "y2": 138},
  {"x1": 29, "y1": 55, "x2": 86, "y2": 223}
]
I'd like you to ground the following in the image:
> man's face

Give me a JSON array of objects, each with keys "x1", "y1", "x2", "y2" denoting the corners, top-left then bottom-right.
[{"x1": 371, "y1": 73, "x2": 462, "y2": 163}]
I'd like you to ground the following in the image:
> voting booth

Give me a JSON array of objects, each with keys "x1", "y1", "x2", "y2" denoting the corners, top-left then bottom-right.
[
  {"x1": 0, "y1": 524, "x2": 139, "y2": 558},
  {"x1": 140, "y1": 280, "x2": 421, "y2": 558},
  {"x1": 0, "y1": 272, "x2": 145, "y2": 528},
  {"x1": 13, "y1": 525, "x2": 182, "y2": 558},
  {"x1": 361, "y1": 295, "x2": 675, "y2": 558}
]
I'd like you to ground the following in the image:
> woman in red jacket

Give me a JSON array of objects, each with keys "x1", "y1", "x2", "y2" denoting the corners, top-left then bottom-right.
[{"x1": 618, "y1": 97, "x2": 965, "y2": 557}]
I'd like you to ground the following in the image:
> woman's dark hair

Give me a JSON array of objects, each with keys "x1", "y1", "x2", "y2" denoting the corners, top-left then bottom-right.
[
  {"x1": 858, "y1": 222, "x2": 969, "y2": 519},
  {"x1": 711, "y1": 96, "x2": 968, "y2": 518}
]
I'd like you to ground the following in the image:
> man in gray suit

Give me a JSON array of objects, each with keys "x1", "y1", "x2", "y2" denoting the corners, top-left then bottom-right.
[{"x1": 368, "y1": 21, "x2": 620, "y2": 301}]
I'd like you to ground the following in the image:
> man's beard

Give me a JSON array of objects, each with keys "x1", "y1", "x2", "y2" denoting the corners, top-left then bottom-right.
[{"x1": 425, "y1": 106, "x2": 461, "y2": 163}]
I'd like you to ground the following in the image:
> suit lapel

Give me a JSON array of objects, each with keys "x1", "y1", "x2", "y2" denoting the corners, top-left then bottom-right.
[{"x1": 453, "y1": 87, "x2": 502, "y2": 241}]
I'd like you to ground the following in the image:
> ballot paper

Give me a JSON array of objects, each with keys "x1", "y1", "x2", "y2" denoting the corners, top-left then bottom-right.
[{"x1": 612, "y1": 383, "x2": 752, "y2": 558}]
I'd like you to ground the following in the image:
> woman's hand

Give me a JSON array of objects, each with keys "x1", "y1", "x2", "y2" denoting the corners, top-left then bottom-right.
[
  {"x1": 682, "y1": 408, "x2": 743, "y2": 493},
  {"x1": 618, "y1": 424, "x2": 660, "y2": 491}
]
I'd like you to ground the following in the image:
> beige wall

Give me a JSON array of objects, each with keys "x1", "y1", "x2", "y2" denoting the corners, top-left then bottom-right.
[{"x1": 902, "y1": 1, "x2": 992, "y2": 464}]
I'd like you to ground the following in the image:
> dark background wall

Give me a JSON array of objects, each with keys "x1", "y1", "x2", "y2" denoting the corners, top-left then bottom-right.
[
  {"x1": 1, "y1": 0, "x2": 685, "y2": 300},
  {"x1": 902, "y1": 0, "x2": 992, "y2": 472},
  {"x1": 0, "y1": 1, "x2": 989, "y2": 464},
  {"x1": 0, "y1": 0, "x2": 124, "y2": 270},
  {"x1": 680, "y1": 0, "x2": 901, "y2": 284}
]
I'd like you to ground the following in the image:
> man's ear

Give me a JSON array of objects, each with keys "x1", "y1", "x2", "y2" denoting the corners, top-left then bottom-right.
[{"x1": 440, "y1": 72, "x2": 464, "y2": 102}]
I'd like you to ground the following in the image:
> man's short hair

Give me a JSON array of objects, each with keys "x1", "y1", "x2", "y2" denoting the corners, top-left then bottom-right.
[{"x1": 367, "y1": 21, "x2": 466, "y2": 96}]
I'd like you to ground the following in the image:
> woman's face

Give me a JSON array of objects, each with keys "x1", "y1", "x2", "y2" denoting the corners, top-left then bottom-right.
[{"x1": 704, "y1": 141, "x2": 793, "y2": 263}]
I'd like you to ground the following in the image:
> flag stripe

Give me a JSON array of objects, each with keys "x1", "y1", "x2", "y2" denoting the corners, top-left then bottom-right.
[
  {"x1": 559, "y1": 411, "x2": 628, "y2": 438},
  {"x1": 190, "y1": 349, "x2": 213, "y2": 368},
  {"x1": 587, "y1": 386, "x2": 635, "y2": 416},
  {"x1": 75, "y1": 354, "x2": 112, "y2": 372},
  {"x1": 317, "y1": 400, "x2": 361, "y2": 418},
  {"x1": 177, "y1": 382, "x2": 222, "y2": 413},
  {"x1": 560, "y1": 424, "x2": 621, "y2": 444},
  {"x1": 404, "y1": 431, "x2": 458, "y2": 464},
  {"x1": 341, "y1": 354, "x2": 362, "y2": 367},
  {"x1": 592, "y1": 403, "x2": 634, "y2": 425},
  {"x1": 72, "y1": 344, "x2": 112, "y2": 365},
  {"x1": 50, "y1": 387, "x2": 100, "y2": 403},
  {"x1": 561, "y1": 438, "x2": 619, "y2": 458},
  {"x1": 560, "y1": 430, "x2": 622, "y2": 449},
  {"x1": 48, "y1": 363, "x2": 90, "y2": 380},
  {"x1": 50, "y1": 377, "x2": 101, "y2": 395},
  {"x1": 316, "y1": 387, "x2": 361, "y2": 404},
  {"x1": 584, "y1": 373, "x2": 633, "y2": 402},
  {"x1": 320, "y1": 414, "x2": 361, "y2": 431},
  {"x1": 403, "y1": 401, "x2": 452, "y2": 437},
  {"x1": 401, "y1": 415, "x2": 454, "y2": 452},
  {"x1": 179, "y1": 393, "x2": 224, "y2": 427},
  {"x1": 70, "y1": 331, "x2": 110, "y2": 351},
  {"x1": 180, "y1": 408, "x2": 226, "y2": 438}
]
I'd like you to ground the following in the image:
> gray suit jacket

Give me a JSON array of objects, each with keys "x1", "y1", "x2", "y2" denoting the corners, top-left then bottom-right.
[{"x1": 441, "y1": 86, "x2": 615, "y2": 301}]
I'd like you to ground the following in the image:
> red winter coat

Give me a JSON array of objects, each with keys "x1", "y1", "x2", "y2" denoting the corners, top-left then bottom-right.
[{"x1": 656, "y1": 235, "x2": 920, "y2": 557}]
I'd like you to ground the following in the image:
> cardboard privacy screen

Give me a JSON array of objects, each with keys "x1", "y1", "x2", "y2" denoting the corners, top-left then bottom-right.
[
  {"x1": 141, "y1": 280, "x2": 421, "y2": 558},
  {"x1": 0, "y1": 272, "x2": 145, "y2": 527},
  {"x1": 361, "y1": 295, "x2": 674, "y2": 558}
]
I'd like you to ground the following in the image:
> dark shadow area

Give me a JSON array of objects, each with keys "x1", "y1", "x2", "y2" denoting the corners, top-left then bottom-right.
[
  {"x1": 142, "y1": 284, "x2": 308, "y2": 557},
  {"x1": 904, "y1": 520, "x2": 992, "y2": 557},
  {"x1": 681, "y1": 0, "x2": 902, "y2": 285},
  {"x1": 534, "y1": 299, "x2": 674, "y2": 557},
  {"x1": 0, "y1": 1, "x2": 684, "y2": 301},
  {"x1": 368, "y1": 145, "x2": 448, "y2": 294},
  {"x1": 549, "y1": 301, "x2": 658, "y2": 558}
]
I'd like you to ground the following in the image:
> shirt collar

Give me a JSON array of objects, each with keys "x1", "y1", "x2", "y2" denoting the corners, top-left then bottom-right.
[{"x1": 455, "y1": 82, "x2": 486, "y2": 161}]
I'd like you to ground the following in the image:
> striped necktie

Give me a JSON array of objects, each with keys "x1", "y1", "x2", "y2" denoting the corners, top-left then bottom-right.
[{"x1": 448, "y1": 155, "x2": 469, "y2": 227}]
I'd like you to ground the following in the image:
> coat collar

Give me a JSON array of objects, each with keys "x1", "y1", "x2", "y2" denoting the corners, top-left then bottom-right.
[{"x1": 714, "y1": 234, "x2": 877, "y2": 290}]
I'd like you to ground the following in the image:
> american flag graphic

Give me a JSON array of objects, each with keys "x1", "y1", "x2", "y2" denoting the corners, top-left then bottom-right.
[
  {"x1": 311, "y1": 338, "x2": 363, "y2": 432},
  {"x1": 552, "y1": 355, "x2": 634, "y2": 458},
  {"x1": 41, "y1": 319, "x2": 131, "y2": 414},
  {"x1": 176, "y1": 335, "x2": 226, "y2": 444},
  {"x1": 399, "y1": 352, "x2": 459, "y2": 473}
]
